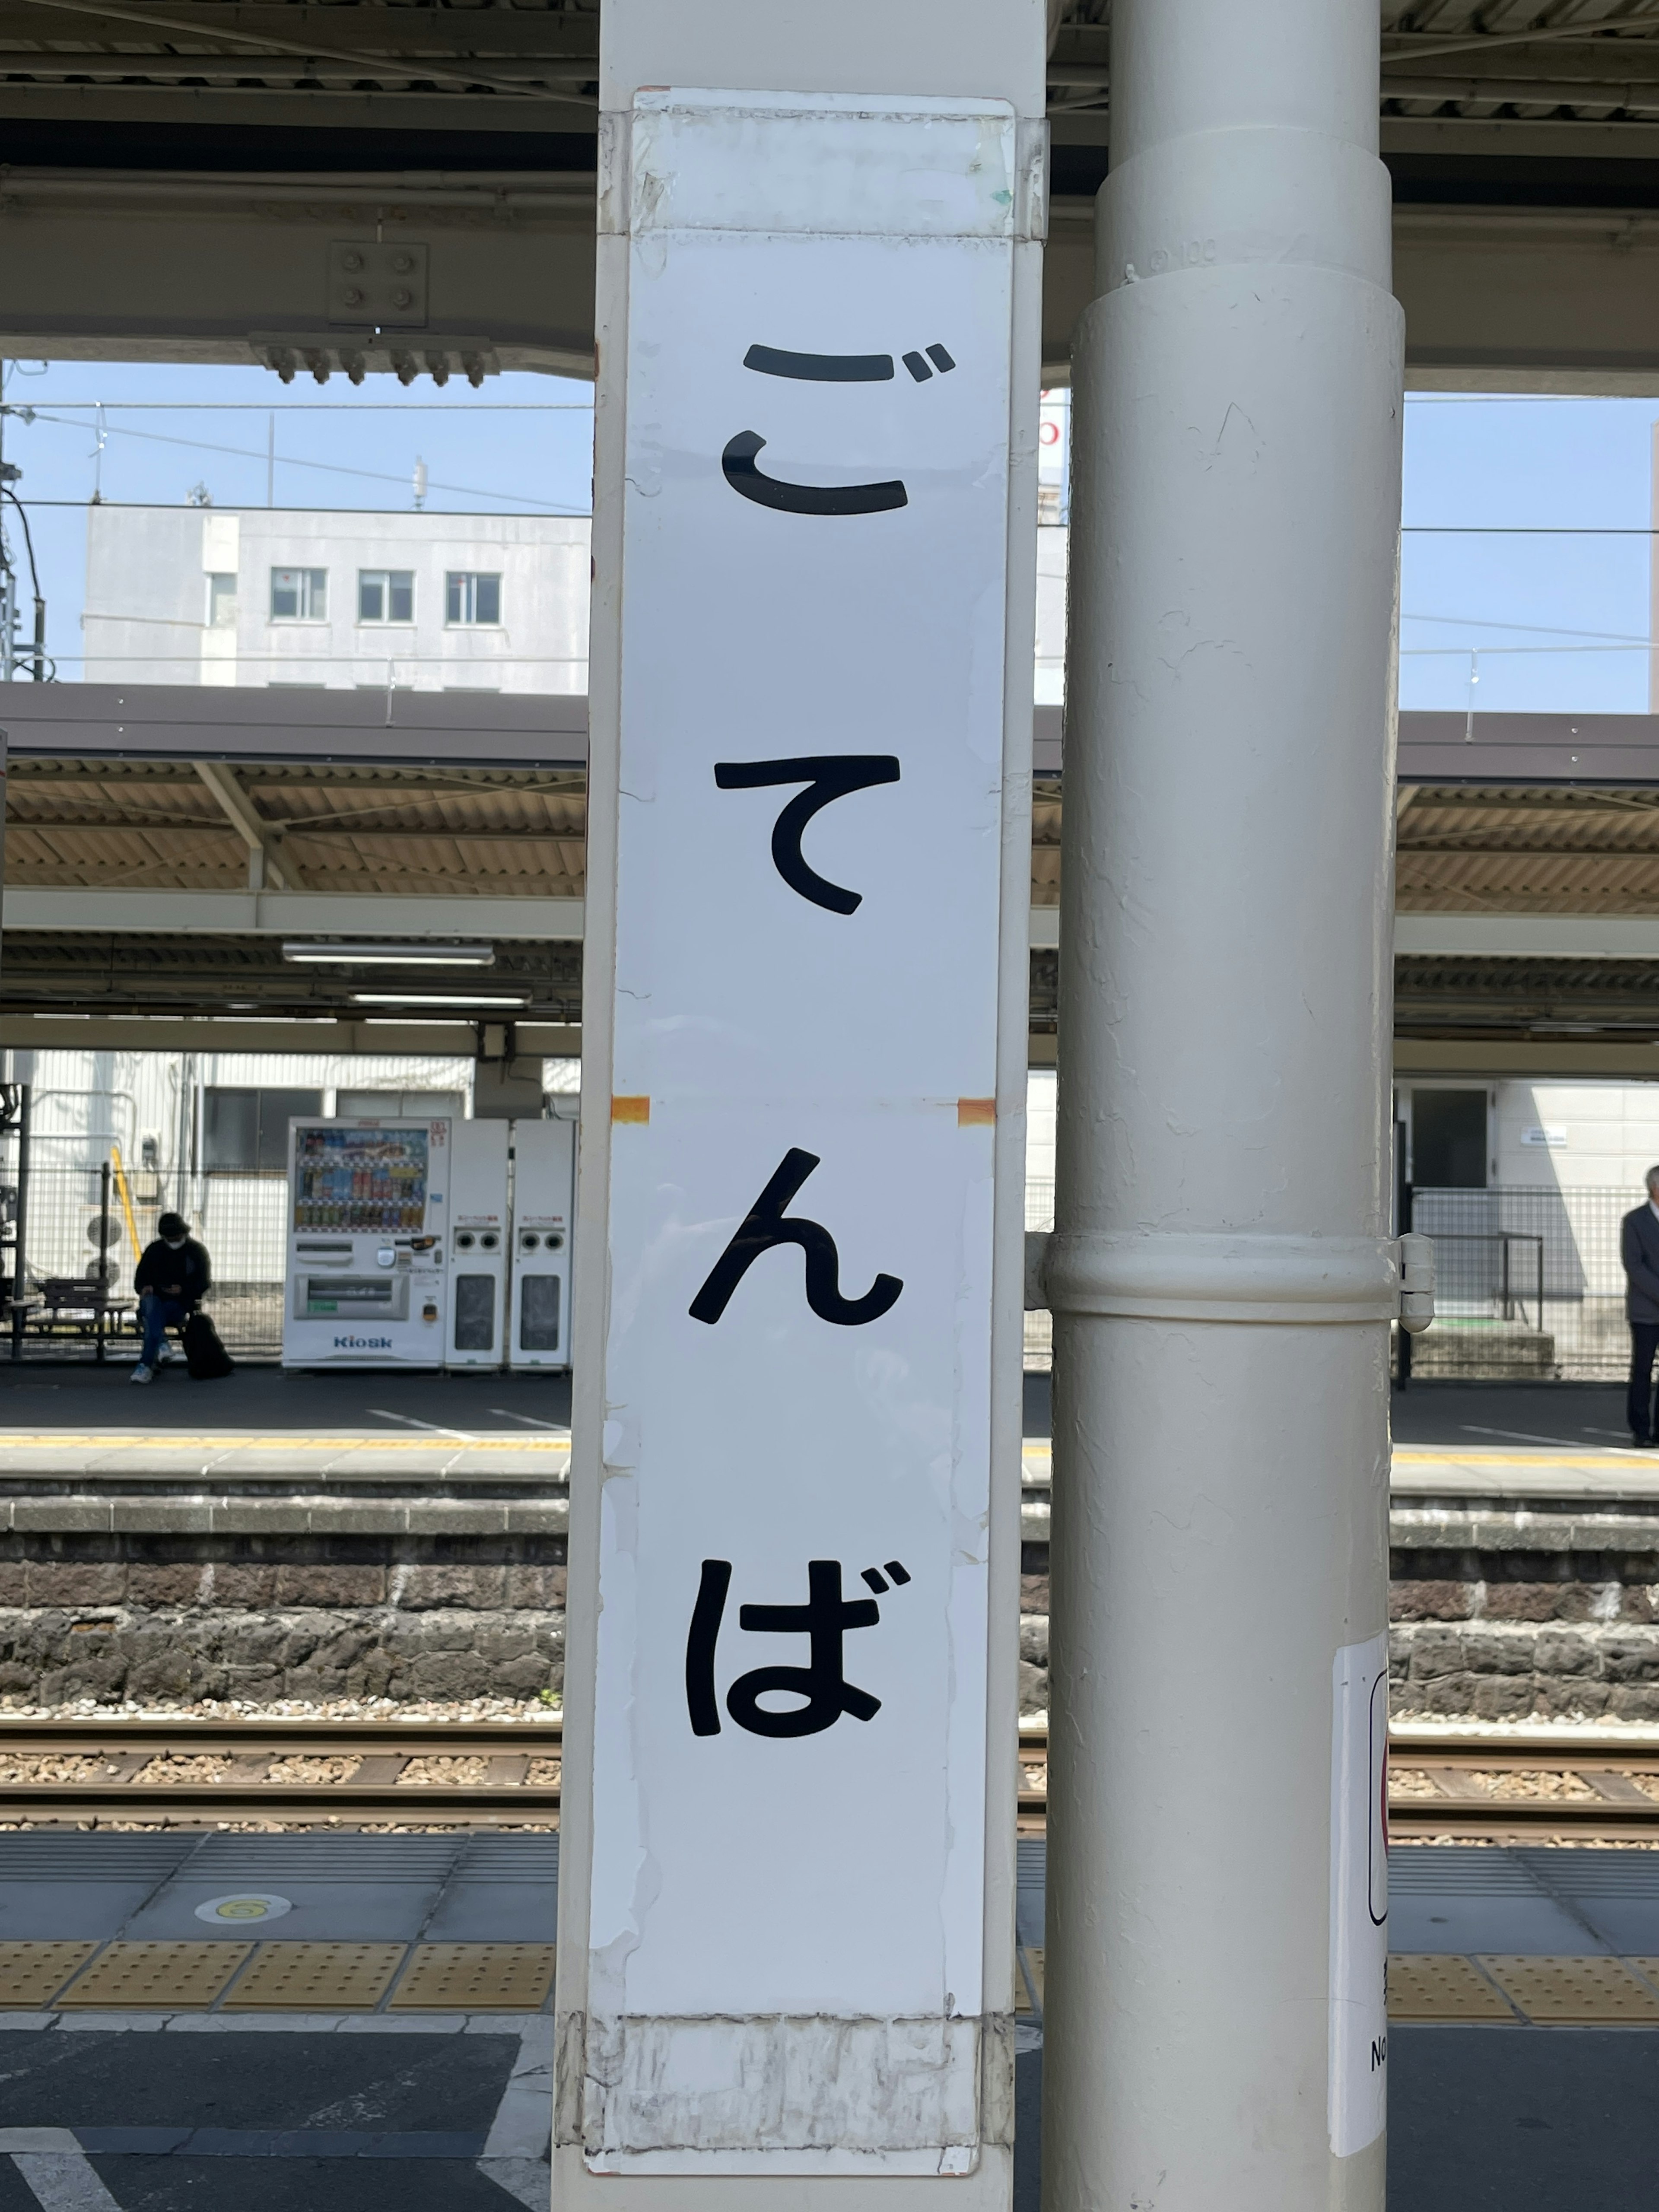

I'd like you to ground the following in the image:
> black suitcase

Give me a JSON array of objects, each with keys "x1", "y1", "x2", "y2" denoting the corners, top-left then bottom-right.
[{"x1": 181, "y1": 1309, "x2": 234, "y2": 1380}]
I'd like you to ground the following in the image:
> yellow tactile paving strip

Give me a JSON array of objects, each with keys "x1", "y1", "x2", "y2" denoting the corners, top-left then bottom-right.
[
  {"x1": 1013, "y1": 1952, "x2": 1659, "y2": 2028},
  {"x1": 1389, "y1": 1955, "x2": 1517, "y2": 2023},
  {"x1": 1480, "y1": 1955, "x2": 1659, "y2": 2023},
  {"x1": 0, "y1": 1942, "x2": 99, "y2": 2009},
  {"x1": 56, "y1": 1942, "x2": 254, "y2": 2010},
  {"x1": 223, "y1": 1942, "x2": 407, "y2": 2012},
  {"x1": 21, "y1": 1934, "x2": 1659, "y2": 2024},
  {"x1": 389, "y1": 1942, "x2": 557, "y2": 2011},
  {"x1": 0, "y1": 1940, "x2": 561, "y2": 2012}
]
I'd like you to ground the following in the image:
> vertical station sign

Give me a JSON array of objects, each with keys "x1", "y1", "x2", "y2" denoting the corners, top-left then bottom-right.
[{"x1": 571, "y1": 89, "x2": 1034, "y2": 2183}]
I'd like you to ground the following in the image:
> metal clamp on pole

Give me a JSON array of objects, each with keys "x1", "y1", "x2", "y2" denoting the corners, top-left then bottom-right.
[{"x1": 1398, "y1": 1231, "x2": 1436, "y2": 1335}]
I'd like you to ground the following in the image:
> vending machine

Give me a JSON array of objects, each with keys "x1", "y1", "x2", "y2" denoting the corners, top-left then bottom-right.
[
  {"x1": 283, "y1": 1117, "x2": 450, "y2": 1368},
  {"x1": 445, "y1": 1119, "x2": 509, "y2": 1370},
  {"x1": 508, "y1": 1115, "x2": 576, "y2": 1371}
]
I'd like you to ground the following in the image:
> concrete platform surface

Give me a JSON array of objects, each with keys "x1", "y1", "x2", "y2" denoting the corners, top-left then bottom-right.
[
  {"x1": 0, "y1": 1832, "x2": 558, "y2": 1955},
  {"x1": 1014, "y1": 2031, "x2": 1659, "y2": 2212},
  {"x1": 0, "y1": 1364, "x2": 572, "y2": 1436},
  {"x1": 0, "y1": 2018, "x2": 548, "y2": 2212}
]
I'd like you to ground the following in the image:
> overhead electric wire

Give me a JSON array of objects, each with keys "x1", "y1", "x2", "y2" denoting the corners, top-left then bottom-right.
[
  {"x1": 1402, "y1": 612, "x2": 1653, "y2": 643},
  {"x1": 12, "y1": 408, "x2": 581, "y2": 511}
]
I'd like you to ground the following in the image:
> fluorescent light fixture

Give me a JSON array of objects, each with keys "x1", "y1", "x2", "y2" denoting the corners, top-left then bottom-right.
[
  {"x1": 281, "y1": 941, "x2": 496, "y2": 966},
  {"x1": 349, "y1": 992, "x2": 530, "y2": 1008}
]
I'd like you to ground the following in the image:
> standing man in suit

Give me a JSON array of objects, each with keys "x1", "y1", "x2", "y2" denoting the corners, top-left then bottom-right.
[{"x1": 1622, "y1": 1170, "x2": 1659, "y2": 1445}]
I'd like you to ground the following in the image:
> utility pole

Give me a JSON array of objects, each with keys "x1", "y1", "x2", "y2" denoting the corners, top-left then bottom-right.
[
  {"x1": 0, "y1": 377, "x2": 14, "y2": 685},
  {"x1": 1044, "y1": 3, "x2": 1402, "y2": 2207},
  {"x1": 0, "y1": 370, "x2": 46, "y2": 682}
]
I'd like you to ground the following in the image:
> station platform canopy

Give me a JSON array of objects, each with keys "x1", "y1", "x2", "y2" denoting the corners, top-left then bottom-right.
[
  {"x1": 1, "y1": 688, "x2": 1659, "y2": 1068},
  {"x1": 6, "y1": 3, "x2": 1659, "y2": 387}
]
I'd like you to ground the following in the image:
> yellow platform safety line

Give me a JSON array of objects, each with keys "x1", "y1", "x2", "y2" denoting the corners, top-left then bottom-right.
[
  {"x1": 109, "y1": 1146, "x2": 141, "y2": 1268},
  {"x1": 1393, "y1": 1449, "x2": 1646, "y2": 1468},
  {"x1": 0, "y1": 1434, "x2": 570, "y2": 1451}
]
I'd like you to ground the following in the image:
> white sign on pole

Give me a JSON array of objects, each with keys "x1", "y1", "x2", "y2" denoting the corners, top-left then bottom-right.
[
  {"x1": 576, "y1": 89, "x2": 1027, "y2": 2177},
  {"x1": 1328, "y1": 1632, "x2": 1389, "y2": 2159}
]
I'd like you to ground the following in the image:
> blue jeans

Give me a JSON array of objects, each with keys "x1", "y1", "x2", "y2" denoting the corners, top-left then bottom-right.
[{"x1": 140, "y1": 1293, "x2": 188, "y2": 1367}]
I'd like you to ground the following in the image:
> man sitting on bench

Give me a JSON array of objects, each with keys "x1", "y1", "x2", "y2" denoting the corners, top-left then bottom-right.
[{"x1": 131, "y1": 1212, "x2": 211, "y2": 1385}]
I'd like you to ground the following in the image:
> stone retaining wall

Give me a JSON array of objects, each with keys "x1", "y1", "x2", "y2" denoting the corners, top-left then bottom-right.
[
  {"x1": 1014, "y1": 1496, "x2": 1659, "y2": 1722},
  {"x1": 0, "y1": 1502, "x2": 569, "y2": 1707},
  {"x1": 10, "y1": 1481, "x2": 1643, "y2": 1719},
  {"x1": 1388, "y1": 1502, "x2": 1659, "y2": 1719}
]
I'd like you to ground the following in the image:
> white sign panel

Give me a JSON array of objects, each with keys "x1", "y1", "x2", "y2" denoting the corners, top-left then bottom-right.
[
  {"x1": 583, "y1": 90, "x2": 1019, "y2": 2176},
  {"x1": 1328, "y1": 1631, "x2": 1389, "y2": 2159}
]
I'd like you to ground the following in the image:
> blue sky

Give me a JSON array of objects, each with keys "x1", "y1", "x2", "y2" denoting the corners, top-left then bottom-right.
[
  {"x1": 3, "y1": 363, "x2": 1656, "y2": 707},
  {"x1": 1401, "y1": 394, "x2": 1655, "y2": 716},
  {"x1": 0, "y1": 357, "x2": 595, "y2": 680}
]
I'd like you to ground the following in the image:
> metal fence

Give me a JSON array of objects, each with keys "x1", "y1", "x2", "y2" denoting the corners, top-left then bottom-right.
[
  {"x1": 1402, "y1": 1185, "x2": 1632, "y2": 1381},
  {"x1": 1026, "y1": 1177, "x2": 1055, "y2": 1371},
  {"x1": 8, "y1": 1156, "x2": 1635, "y2": 1380},
  {"x1": 0, "y1": 1157, "x2": 287, "y2": 1362},
  {"x1": 1023, "y1": 1178, "x2": 1640, "y2": 1380}
]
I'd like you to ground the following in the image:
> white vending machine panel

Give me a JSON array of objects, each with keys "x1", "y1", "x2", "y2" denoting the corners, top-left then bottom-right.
[
  {"x1": 282, "y1": 1118, "x2": 450, "y2": 1368},
  {"x1": 446, "y1": 1119, "x2": 510, "y2": 1370},
  {"x1": 509, "y1": 1116, "x2": 575, "y2": 1371}
]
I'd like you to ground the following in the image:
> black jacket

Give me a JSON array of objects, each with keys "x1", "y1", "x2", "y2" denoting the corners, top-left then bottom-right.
[
  {"x1": 133, "y1": 1236, "x2": 212, "y2": 1306},
  {"x1": 1623, "y1": 1205, "x2": 1659, "y2": 1325}
]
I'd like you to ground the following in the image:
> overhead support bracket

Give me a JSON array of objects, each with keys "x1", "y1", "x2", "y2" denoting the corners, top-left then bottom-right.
[{"x1": 193, "y1": 760, "x2": 301, "y2": 890}]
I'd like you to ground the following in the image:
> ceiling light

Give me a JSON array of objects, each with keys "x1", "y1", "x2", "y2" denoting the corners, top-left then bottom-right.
[
  {"x1": 349, "y1": 992, "x2": 529, "y2": 1008},
  {"x1": 282, "y1": 941, "x2": 496, "y2": 966}
]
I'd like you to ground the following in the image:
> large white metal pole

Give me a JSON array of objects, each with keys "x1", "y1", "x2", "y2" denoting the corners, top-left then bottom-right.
[{"x1": 1044, "y1": 5, "x2": 1402, "y2": 2209}]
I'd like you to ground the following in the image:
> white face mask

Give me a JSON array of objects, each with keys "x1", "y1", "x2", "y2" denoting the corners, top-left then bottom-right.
[{"x1": 165, "y1": 1237, "x2": 187, "y2": 1250}]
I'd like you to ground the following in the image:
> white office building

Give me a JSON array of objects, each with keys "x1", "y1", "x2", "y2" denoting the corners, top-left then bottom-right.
[{"x1": 81, "y1": 505, "x2": 591, "y2": 694}]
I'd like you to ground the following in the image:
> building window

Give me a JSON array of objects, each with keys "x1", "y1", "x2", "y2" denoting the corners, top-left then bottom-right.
[
  {"x1": 337, "y1": 1090, "x2": 466, "y2": 1121},
  {"x1": 203, "y1": 1087, "x2": 324, "y2": 1173},
  {"x1": 206, "y1": 574, "x2": 238, "y2": 628},
  {"x1": 358, "y1": 569, "x2": 414, "y2": 624},
  {"x1": 445, "y1": 572, "x2": 501, "y2": 626},
  {"x1": 270, "y1": 567, "x2": 327, "y2": 622}
]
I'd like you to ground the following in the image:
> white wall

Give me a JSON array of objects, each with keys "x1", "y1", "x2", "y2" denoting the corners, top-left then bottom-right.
[
  {"x1": 1493, "y1": 1079, "x2": 1659, "y2": 1193},
  {"x1": 83, "y1": 506, "x2": 591, "y2": 693},
  {"x1": 1035, "y1": 526, "x2": 1068, "y2": 707}
]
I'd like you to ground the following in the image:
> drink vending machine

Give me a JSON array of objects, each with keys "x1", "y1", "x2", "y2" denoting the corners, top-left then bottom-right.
[
  {"x1": 508, "y1": 1115, "x2": 576, "y2": 1372},
  {"x1": 445, "y1": 1119, "x2": 510, "y2": 1370},
  {"x1": 282, "y1": 1117, "x2": 450, "y2": 1368}
]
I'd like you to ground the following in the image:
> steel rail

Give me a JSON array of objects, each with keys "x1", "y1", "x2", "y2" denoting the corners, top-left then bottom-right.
[{"x1": 6, "y1": 1719, "x2": 1659, "y2": 1837}]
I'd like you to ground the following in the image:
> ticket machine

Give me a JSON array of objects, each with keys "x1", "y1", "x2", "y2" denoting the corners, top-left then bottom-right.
[
  {"x1": 446, "y1": 1119, "x2": 510, "y2": 1370},
  {"x1": 282, "y1": 1117, "x2": 450, "y2": 1368},
  {"x1": 508, "y1": 1115, "x2": 576, "y2": 1371}
]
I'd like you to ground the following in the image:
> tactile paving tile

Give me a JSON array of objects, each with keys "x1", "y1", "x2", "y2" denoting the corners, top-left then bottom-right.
[
  {"x1": 389, "y1": 1942, "x2": 556, "y2": 2011},
  {"x1": 55, "y1": 1941, "x2": 254, "y2": 2010},
  {"x1": 0, "y1": 1942, "x2": 100, "y2": 2009},
  {"x1": 222, "y1": 1942, "x2": 408, "y2": 2011},
  {"x1": 1014, "y1": 1946, "x2": 1045, "y2": 2015},
  {"x1": 1479, "y1": 1955, "x2": 1659, "y2": 2024},
  {"x1": 1387, "y1": 1954, "x2": 1516, "y2": 2023}
]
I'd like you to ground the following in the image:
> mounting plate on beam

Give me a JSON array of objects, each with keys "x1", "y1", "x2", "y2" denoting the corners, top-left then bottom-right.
[{"x1": 328, "y1": 240, "x2": 429, "y2": 327}]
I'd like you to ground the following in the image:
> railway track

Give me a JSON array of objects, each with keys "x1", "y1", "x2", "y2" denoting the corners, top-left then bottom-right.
[
  {"x1": 1017, "y1": 1726, "x2": 1659, "y2": 1844},
  {"x1": 0, "y1": 1718, "x2": 564, "y2": 1825},
  {"x1": 6, "y1": 1719, "x2": 1659, "y2": 1838}
]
